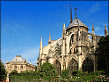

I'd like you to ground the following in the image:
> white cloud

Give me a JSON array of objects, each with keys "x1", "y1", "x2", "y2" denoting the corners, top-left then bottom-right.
[
  {"x1": 1, "y1": 46, "x2": 40, "y2": 66},
  {"x1": 82, "y1": 3, "x2": 102, "y2": 18},
  {"x1": 20, "y1": 47, "x2": 39, "y2": 65}
]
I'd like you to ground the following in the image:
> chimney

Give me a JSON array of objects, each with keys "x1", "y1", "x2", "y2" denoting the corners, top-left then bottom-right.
[
  {"x1": 30, "y1": 61, "x2": 31, "y2": 64},
  {"x1": 26, "y1": 59, "x2": 27, "y2": 63}
]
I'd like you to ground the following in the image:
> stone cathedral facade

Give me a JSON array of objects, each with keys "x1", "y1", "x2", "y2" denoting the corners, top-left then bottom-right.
[{"x1": 37, "y1": 7, "x2": 108, "y2": 75}]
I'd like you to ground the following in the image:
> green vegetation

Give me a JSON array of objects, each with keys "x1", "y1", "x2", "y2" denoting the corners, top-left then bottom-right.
[
  {"x1": 37, "y1": 62, "x2": 57, "y2": 77},
  {"x1": 61, "y1": 68, "x2": 69, "y2": 77},
  {"x1": 95, "y1": 35, "x2": 109, "y2": 73},
  {"x1": 0, "y1": 61, "x2": 7, "y2": 81},
  {"x1": 9, "y1": 70, "x2": 19, "y2": 76},
  {"x1": 72, "y1": 70, "x2": 83, "y2": 76},
  {"x1": 9, "y1": 74, "x2": 109, "y2": 82}
]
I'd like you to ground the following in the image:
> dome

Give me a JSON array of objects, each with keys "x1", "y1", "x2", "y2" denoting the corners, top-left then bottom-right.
[{"x1": 67, "y1": 18, "x2": 88, "y2": 30}]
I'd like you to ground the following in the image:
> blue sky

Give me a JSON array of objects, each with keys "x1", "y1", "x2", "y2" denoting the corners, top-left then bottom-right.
[{"x1": 1, "y1": 1, "x2": 108, "y2": 65}]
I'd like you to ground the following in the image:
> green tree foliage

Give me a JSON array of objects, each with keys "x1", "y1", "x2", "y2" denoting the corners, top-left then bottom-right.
[
  {"x1": 61, "y1": 68, "x2": 69, "y2": 77},
  {"x1": 0, "y1": 61, "x2": 7, "y2": 81},
  {"x1": 9, "y1": 70, "x2": 19, "y2": 76},
  {"x1": 37, "y1": 62, "x2": 57, "y2": 77},
  {"x1": 72, "y1": 70, "x2": 83, "y2": 76},
  {"x1": 95, "y1": 35, "x2": 109, "y2": 72}
]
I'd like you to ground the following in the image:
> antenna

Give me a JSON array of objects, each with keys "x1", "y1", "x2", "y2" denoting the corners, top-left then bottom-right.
[{"x1": 70, "y1": 0, "x2": 72, "y2": 24}]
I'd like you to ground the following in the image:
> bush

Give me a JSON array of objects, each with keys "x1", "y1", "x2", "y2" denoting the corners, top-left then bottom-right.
[
  {"x1": 95, "y1": 71, "x2": 105, "y2": 75},
  {"x1": 83, "y1": 71, "x2": 88, "y2": 76},
  {"x1": 61, "y1": 68, "x2": 69, "y2": 77},
  {"x1": 89, "y1": 71, "x2": 94, "y2": 75},
  {"x1": 19, "y1": 70, "x2": 37, "y2": 76},
  {"x1": 9, "y1": 70, "x2": 19, "y2": 76},
  {"x1": 72, "y1": 70, "x2": 83, "y2": 76}
]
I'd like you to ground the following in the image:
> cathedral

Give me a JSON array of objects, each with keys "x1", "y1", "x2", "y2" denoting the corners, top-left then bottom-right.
[{"x1": 37, "y1": 6, "x2": 108, "y2": 76}]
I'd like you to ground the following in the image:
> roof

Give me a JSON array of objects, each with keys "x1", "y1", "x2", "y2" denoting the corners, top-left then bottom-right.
[
  {"x1": 67, "y1": 18, "x2": 88, "y2": 30},
  {"x1": 10, "y1": 55, "x2": 26, "y2": 63}
]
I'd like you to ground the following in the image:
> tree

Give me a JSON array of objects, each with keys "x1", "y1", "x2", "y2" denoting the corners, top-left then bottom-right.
[
  {"x1": 0, "y1": 61, "x2": 7, "y2": 81},
  {"x1": 95, "y1": 35, "x2": 109, "y2": 73},
  {"x1": 37, "y1": 63, "x2": 57, "y2": 77}
]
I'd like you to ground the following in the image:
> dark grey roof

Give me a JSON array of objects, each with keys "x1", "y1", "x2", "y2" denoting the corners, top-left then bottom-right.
[{"x1": 67, "y1": 18, "x2": 88, "y2": 30}]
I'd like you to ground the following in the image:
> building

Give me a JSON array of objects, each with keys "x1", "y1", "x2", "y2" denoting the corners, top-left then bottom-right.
[
  {"x1": 6, "y1": 55, "x2": 35, "y2": 73},
  {"x1": 37, "y1": 6, "x2": 108, "y2": 75}
]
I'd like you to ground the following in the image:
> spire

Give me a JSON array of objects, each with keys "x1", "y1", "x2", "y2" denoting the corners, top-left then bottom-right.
[
  {"x1": 62, "y1": 22, "x2": 66, "y2": 38},
  {"x1": 70, "y1": 1, "x2": 72, "y2": 24},
  {"x1": 92, "y1": 22, "x2": 95, "y2": 34},
  {"x1": 104, "y1": 25, "x2": 108, "y2": 36},
  {"x1": 40, "y1": 36, "x2": 42, "y2": 47},
  {"x1": 40, "y1": 36, "x2": 43, "y2": 58},
  {"x1": 63, "y1": 22, "x2": 65, "y2": 30},
  {"x1": 40, "y1": 36, "x2": 42, "y2": 51},
  {"x1": 75, "y1": 8, "x2": 77, "y2": 19},
  {"x1": 48, "y1": 33, "x2": 51, "y2": 44}
]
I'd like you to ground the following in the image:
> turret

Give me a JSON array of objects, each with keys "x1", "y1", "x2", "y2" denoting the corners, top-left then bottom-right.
[{"x1": 104, "y1": 25, "x2": 108, "y2": 36}]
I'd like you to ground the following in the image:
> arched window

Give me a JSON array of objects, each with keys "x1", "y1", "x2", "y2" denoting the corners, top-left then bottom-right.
[
  {"x1": 21, "y1": 66, "x2": 23, "y2": 69},
  {"x1": 54, "y1": 60, "x2": 61, "y2": 76},
  {"x1": 68, "y1": 58, "x2": 78, "y2": 75},
  {"x1": 14, "y1": 66, "x2": 17, "y2": 69},
  {"x1": 70, "y1": 34, "x2": 74, "y2": 44},
  {"x1": 82, "y1": 57, "x2": 94, "y2": 72}
]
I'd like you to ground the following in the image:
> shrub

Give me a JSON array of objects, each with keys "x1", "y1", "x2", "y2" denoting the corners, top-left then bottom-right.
[
  {"x1": 9, "y1": 70, "x2": 19, "y2": 76},
  {"x1": 19, "y1": 70, "x2": 37, "y2": 76},
  {"x1": 89, "y1": 71, "x2": 94, "y2": 75},
  {"x1": 72, "y1": 70, "x2": 83, "y2": 76},
  {"x1": 61, "y1": 68, "x2": 69, "y2": 77},
  {"x1": 83, "y1": 71, "x2": 88, "y2": 76},
  {"x1": 95, "y1": 71, "x2": 105, "y2": 75}
]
